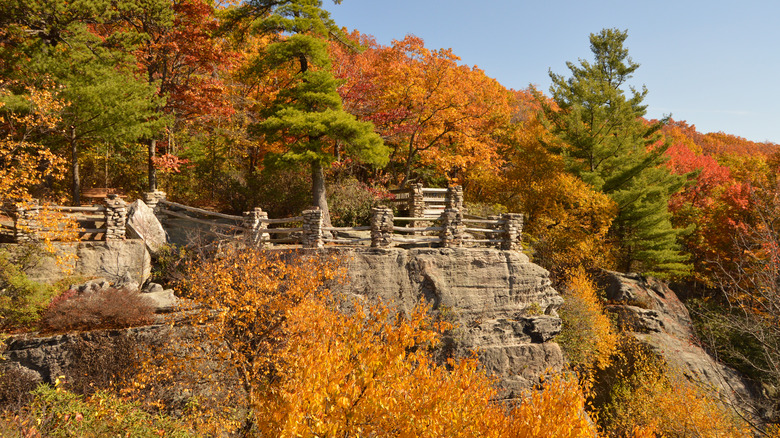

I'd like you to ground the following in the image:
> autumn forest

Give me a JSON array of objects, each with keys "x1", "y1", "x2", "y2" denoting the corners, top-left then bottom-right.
[{"x1": 2, "y1": 0, "x2": 780, "y2": 436}]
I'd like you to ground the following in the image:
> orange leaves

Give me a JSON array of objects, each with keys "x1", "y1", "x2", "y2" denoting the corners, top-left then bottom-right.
[
  {"x1": 257, "y1": 296, "x2": 594, "y2": 438},
  {"x1": 0, "y1": 84, "x2": 67, "y2": 202},
  {"x1": 169, "y1": 248, "x2": 598, "y2": 437},
  {"x1": 558, "y1": 267, "x2": 618, "y2": 373},
  {"x1": 600, "y1": 338, "x2": 751, "y2": 437},
  {"x1": 331, "y1": 32, "x2": 514, "y2": 185}
]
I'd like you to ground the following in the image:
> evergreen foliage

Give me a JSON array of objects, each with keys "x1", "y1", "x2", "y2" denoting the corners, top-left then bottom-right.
[
  {"x1": 0, "y1": 0, "x2": 170, "y2": 203},
  {"x1": 234, "y1": 0, "x2": 387, "y2": 226},
  {"x1": 539, "y1": 28, "x2": 690, "y2": 277}
]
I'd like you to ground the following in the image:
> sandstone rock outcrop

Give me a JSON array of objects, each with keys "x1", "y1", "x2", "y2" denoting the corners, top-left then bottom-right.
[
  {"x1": 3, "y1": 247, "x2": 564, "y2": 401},
  {"x1": 599, "y1": 271, "x2": 762, "y2": 420},
  {"x1": 9, "y1": 240, "x2": 151, "y2": 286},
  {"x1": 340, "y1": 247, "x2": 566, "y2": 398}
]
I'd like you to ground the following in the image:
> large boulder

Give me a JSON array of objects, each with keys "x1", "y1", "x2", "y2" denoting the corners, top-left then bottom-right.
[
  {"x1": 10, "y1": 240, "x2": 151, "y2": 286},
  {"x1": 126, "y1": 199, "x2": 167, "y2": 254}
]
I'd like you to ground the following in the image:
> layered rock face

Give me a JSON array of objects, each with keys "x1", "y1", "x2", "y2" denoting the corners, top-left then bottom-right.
[
  {"x1": 8, "y1": 240, "x2": 151, "y2": 286},
  {"x1": 600, "y1": 271, "x2": 762, "y2": 420},
  {"x1": 340, "y1": 247, "x2": 566, "y2": 398},
  {"x1": 3, "y1": 246, "x2": 565, "y2": 401}
]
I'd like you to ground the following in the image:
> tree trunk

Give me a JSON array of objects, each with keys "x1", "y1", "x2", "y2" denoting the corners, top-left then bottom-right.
[
  {"x1": 311, "y1": 161, "x2": 332, "y2": 228},
  {"x1": 148, "y1": 138, "x2": 157, "y2": 192},
  {"x1": 70, "y1": 125, "x2": 80, "y2": 206}
]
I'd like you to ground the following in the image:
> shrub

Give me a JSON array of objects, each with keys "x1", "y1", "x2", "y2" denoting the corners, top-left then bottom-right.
[
  {"x1": 557, "y1": 266, "x2": 617, "y2": 372},
  {"x1": 327, "y1": 177, "x2": 390, "y2": 227},
  {"x1": 0, "y1": 365, "x2": 39, "y2": 410},
  {"x1": 42, "y1": 287, "x2": 155, "y2": 332},
  {"x1": 0, "y1": 249, "x2": 59, "y2": 330},
  {"x1": 0, "y1": 384, "x2": 197, "y2": 438},
  {"x1": 597, "y1": 337, "x2": 751, "y2": 437},
  {"x1": 150, "y1": 243, "x2": 192, "y2": 289},
  {"x1": 62, "y1": 332, "x2": 139, "y2": 396}
]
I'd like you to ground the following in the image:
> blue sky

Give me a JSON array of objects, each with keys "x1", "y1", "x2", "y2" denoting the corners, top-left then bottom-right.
[{"x1": 324, "y1": 0, "x2": 780, "y2": 144}]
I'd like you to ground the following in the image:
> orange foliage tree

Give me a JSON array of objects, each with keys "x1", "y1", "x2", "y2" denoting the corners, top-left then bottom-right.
[
  {"x1": 476, "y1": 90, "x2": 618, "y2": 275},
  {"x1": 332, "y1": 33, "x2": 514, "y2": 187}
]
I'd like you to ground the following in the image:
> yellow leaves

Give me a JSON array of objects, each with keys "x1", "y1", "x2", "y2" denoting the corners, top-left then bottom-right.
[
  {"x1": 0, "y1": 83, "x2": 67, "y2": 202},
  {"x1": 137, "y1": 248, "x2": 600, "y2": 437},
  {"x1": 558, "y1": 266, "x2": 618, "y2": 373},
  {"x1": 600, "y1": 338, "x2": 751, "y2": 437}
]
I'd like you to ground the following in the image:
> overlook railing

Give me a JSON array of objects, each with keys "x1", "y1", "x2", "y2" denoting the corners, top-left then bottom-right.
[
  {"x1": 3, "y1": 194, "x2": 128, "y2": 242},
  {"x1": 146, "y1": 186, "x2": 522, "y2": 250},
  {"x1": 4, "y1": 185, "x2": 524, "y2": 251},
  {"x1": 389, "y1": 184, "x2": 450, "y2": 218}
]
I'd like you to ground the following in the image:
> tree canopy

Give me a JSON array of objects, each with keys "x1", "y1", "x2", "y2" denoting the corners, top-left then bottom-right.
[{"x1": 539, "y1": 28, "x2": 690, "y2": 277}]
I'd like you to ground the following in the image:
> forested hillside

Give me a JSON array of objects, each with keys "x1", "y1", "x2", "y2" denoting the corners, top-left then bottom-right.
[{"x1": 2, "y1": 0, "x2": 780, "y2": 436}]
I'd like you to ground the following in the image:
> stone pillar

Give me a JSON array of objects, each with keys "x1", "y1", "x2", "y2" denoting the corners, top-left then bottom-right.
[
  {"x1": 370, "y1": 206, "x2": 394, "y2": 248},
  {"x1": 445, "y1": 185, "x2": 464, "y2": 211},
  {"x1": 407, "y1": 183, "x2": 425, "y2": 218},
  {"x1": 439, "y1": 208, "x2": 464, "y2": 248},
  {"x1": 13, "y1": 201, "x2": 41, "y2": 243},
  {"x1": 143, "y1": 191, "x2": 167, "y2": 215},
  {"x1": 500, "y1": 213, "x2": 524, "y2": 251},
  {"x1": 243, "y1": 207, "x2": 269, "y2": 247},
  {"x1": 302, "y1": 208, "x2": 324, "y2": 248},
  {"x1": 104, "y1": 194, "x2": 127, "y2": 240}
]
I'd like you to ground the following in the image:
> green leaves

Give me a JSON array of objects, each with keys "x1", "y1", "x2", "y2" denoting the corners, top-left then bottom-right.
[{"x1": 542, "y1": 28, "x2": 690, "y2": 277}]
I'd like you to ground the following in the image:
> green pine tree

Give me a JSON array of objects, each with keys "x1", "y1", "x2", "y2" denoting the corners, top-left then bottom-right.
[
  {"x1": 232, "y1": 0, "x2": 388, "y2": 226},
  {"x1": 539, "y1": 28, "x2": 690, "y2": 277},
  {"x1": 0, "y1": 0, "x2": 170, "y2": 204}
]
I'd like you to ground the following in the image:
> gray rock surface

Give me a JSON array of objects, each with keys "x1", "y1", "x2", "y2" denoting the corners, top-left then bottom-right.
[
  {"x1": 599, "y1": 271, "x2": 761, "y2": 420},
  {"x1": 142, "y1": 289, "x2": 178, "y2": 312},
  {"x1": 126, "y1": 199, "x2": 168, "y2": 254},
  {"x1": 8, "y1": 240, "x2": 151, "y2": 285},
  {"x1": 3, "y1": 247, "x2": 564, "y2": 402},
  {"x1": 340, "y1": 247, "x2": 566, "y2": 398}
]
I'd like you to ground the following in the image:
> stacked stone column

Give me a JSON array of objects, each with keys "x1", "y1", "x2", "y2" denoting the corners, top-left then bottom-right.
[
  {"x1": 370, "y1": 206, "x2": 394, "y2": 248},
  {"x1": 104, "y1": 194, "x2": 127, "y2": 240},
  {"x1": 445, "y1": 185, "x2": 464, "y2": 211},
  {"x1": 13, "y1": 201, "x2": 41, "y2": 243},
  {"x1": 302, "y1": 208, "x2": 324, "y2": 248},
  {"x1": 407, "y1": 183, "x2": 425, "y2": 218},
  {"x1": 243, "y1": 207, "x2": 269, "y2": 247},
  {"x1": 500, "y1": 213, "x2": 524, "y2": 251},
  {"x1": 439, "y1": 186, "x2": 464, "y2": 248},
  {"x1": 143, "y1": 191, "x2": 167, "y2": 216}
]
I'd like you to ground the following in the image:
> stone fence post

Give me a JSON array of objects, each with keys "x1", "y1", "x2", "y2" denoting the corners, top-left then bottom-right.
[
  {"x1": 302, "y1": 208, "x2": 323, "y2": 248},
  {"x1": 439, "y1": 208, "x2": 464, "y2": 249},
  {"x1": 445, "y1": 185, "x2": 463, "y2": 211},
  {"x1": 500, "y1": 213, "x2": 524, "y2": 251},
  {"x1": 143, "y1": 191, "x2": 167, "y2": 216},
  {"x1": 104, "y1": 194, "x2": 128, "y2": 240},
  {"x1": 243, "y1": 207, "x2": 269, "y2": 247},
  {"x1": 13, "y1": 201, "x2": 41, "y2": 243},
  {"x1": 407, "y1": 183, "x2": 425, "y2": 218},
  {"x1": 370, "y1": 206, "x2": 394, "y2": 248}
]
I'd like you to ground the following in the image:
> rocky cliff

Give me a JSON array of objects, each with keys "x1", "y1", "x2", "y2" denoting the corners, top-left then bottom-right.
[
  {"x1": 599, "y1": 271, "x2": 763, "y2": 421},
  {"x1": 2, "y1": 245, "x2": 566, "y2": 401},
  {"x1": 340, "y1": 247, "x2": 565, "y2": 398}
]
